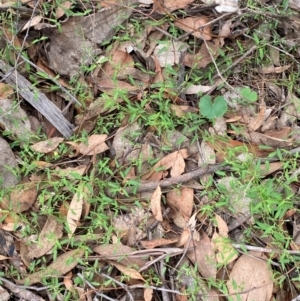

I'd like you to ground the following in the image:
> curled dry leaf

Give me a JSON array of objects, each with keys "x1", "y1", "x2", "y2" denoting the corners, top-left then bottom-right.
[
  {"x1": 17, "y1": 249, "x2": 84, "y2": 285},
  {"x1": 174, "y1": 17, "x2": 212, "y2": 40},
  {"x1": 227, "y1": 251, "x2": 273, "y2": 301},
  {"x1": 31, "y1": 137, "x2": 64, "y2": 153},
  {"x1": 66, "y1": 186, "x2": 86, "y2": 237},
  {"x1": 78, "y1": 134, "x2": 109, "y2": 155},
  {"x1": 151, "y1": 185, "x2": 163, "y2": 221},
  {"x1": 27, "y1": 216, "x2": 63, "y2": 259}
]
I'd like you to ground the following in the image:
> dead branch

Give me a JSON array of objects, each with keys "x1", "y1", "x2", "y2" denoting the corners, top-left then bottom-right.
[{"x1": 0, "y1": 60, "x2": 74, "y2": 138}]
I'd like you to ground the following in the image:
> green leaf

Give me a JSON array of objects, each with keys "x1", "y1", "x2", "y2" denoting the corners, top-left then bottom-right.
[
  {"x1": 199, "y1": 95, "x2": 227, "y2": 120},
  {"x1": 240, "y1": 87, "x2": 257, "y2": 103}
]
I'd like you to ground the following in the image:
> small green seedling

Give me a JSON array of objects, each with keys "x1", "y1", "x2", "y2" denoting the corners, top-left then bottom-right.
[
  {"x1": 240, "y1": 87, "x2": 258, "y2": 103},
  {"x1": 199, "y1": 95, "x2": 227, "y2": 120}
]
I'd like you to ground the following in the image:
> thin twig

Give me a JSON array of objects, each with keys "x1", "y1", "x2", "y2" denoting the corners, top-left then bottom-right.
[
  {"x1": 128, "y1": 284, "x2": 183, "y2": 295},
  {"x1": 0, "y1": 277, "x2": 48, "y2": 291},
  {"x1": 124, "y1": 164, "x2": 231, "y2": 193},
  {"x1": 232, "y1": 244, "x2": 300, "y2": 255}
]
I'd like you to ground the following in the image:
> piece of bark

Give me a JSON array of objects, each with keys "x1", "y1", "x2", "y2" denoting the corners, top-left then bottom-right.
[
  {"x1": 46, "y1": 0, "x2": 139, "y2": 77},
  {"x1": 0, "y1": 60, "x2": 74, "y2": 138}
]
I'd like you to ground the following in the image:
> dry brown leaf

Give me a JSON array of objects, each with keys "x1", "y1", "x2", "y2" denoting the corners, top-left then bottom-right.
[
  {"x1": 174, "y1": 17, "x2": 212, "y2": 40},
  {"x1": 144, "y1": 288, "x2": 153, "y2": 301},
  {"x1": 67, "y1": 187, "x2": 85, "y2": 237},
  {"x1": 154, "y1": 41, "x2": 188, "y2": 67},
  {"x1": 142, "y1": 149, "x2": 188, "y2": 180},
  {"x1": 248, "y1": 104, "x2": 266, "y2": 132},
  {"x1": 260, "y1": 162, "x2": 283, "y2": 176},
  {"x1": 54, "y1": 165, "x2": 87, "y2": 179},
  {"x1": 101, "y1": 50, "x2": 134, "y2": 77},
  {"x1": 33, "y1": 161, "x2": 52, "y2": 168},
  {"x1": 31, "y1": 137, "x2": 64, "y2": 153},
  {"x1": 78, "y1": 134, "x2": 109, "y2": 155},
  {"x1": 225, "y1": 116, "x2": 242, "y2": 122},
  {"x1": 177, "y1": 227, "x2": 192, "y2": 247},
  {"x1": 183, "y1": 40, "x2": 220, "y2": 68},
  {"x1": 109, "y1": 261, "x2": 144, "y2": 281},
  {"x1": 218, "y1": 19, "x2": 233, "y2": 46},
  {"x1": 0, "y1": 137, "x2": 18, "y2": 189},
  {"x1": 140, "y1": 237, "x2": 179, "y2": 249},
  {"x1": 227, "y1": 251, "x2": 273, "y2": 301},
  {"x1": 243, "y1": 130, "x2": 293, "y2": 148},
  {"x1": 63, "y1": 271, "x2": 73, "y2": 291},
  {"x1": 171, "y1": 105, "x2": 198, "y2": 117},
  {"x1": 212, "y1": 214, "x2": 238, "y2": 264},
  {"x1": 199, "y1": 140, "x2": 216, "y2": 165},
  {"x1": 27, "y1": 216, "x2": 63, "y2": 259},
  {"x1": 184, "y1": 84, "x2": 213, "y2": 95},
  {"x1": 257, "y1": 64, "x2": 291, "y2": 74},
  {"x1": 154, "y1": 0, "x2": 194, "y2": 12},
  {"x1": 208, "y1": 137, "x2": 273, "y2": 162},
  {"x1": 21, "y1": 15, "x2": 43, "y2": 32},
  {"x1": 171, "y1": 151, "x2": 186, "y2": 177},
  {"x1": 186, "y1": 234, "x2": 217, "y2": 279},
  {"x1": 166, "y1": 187, "x2": 193, "y2": 221},
  {"x1": 214, "y1": 214, "x2": 229, "y2": 237},
  {"x1": 36, "y1": 59, "x2": 70, "y2": 88},
  {"x1": 212, "y1": 232, "x2": 238, "y2": 265},
  {"x1": 17, "y1": 249, "x2": 84, "y2": 285},
  {"x1": 151, "y1": 185, "x2": 163, "y2": 221},
  {"x1": 97, "y1": 79, "x2": 137, "y2": 93},
  {"x1": 56, "y1": 1, "x2": 73, "y2": 19},
  {"x1": 93, "y1": 244, "x2": 148, "y2": 268},
  {"x1": 1, "y1": 181, "x2": 37, "y2": 213},
  {"x1": 0, "y1": 98, "x2": 32, "y2": 141},
  {"x1": 0, "y1": 83, "x2": 13, "y2": 98}
]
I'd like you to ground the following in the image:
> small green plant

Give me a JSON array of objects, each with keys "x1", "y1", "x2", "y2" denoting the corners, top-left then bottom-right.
[
  {"x1": 240, "y1": 87, "x2": 258, "y2": 103},
  {"x1": 199, "y1": 95, "x2": 228, "y2": 120}
]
